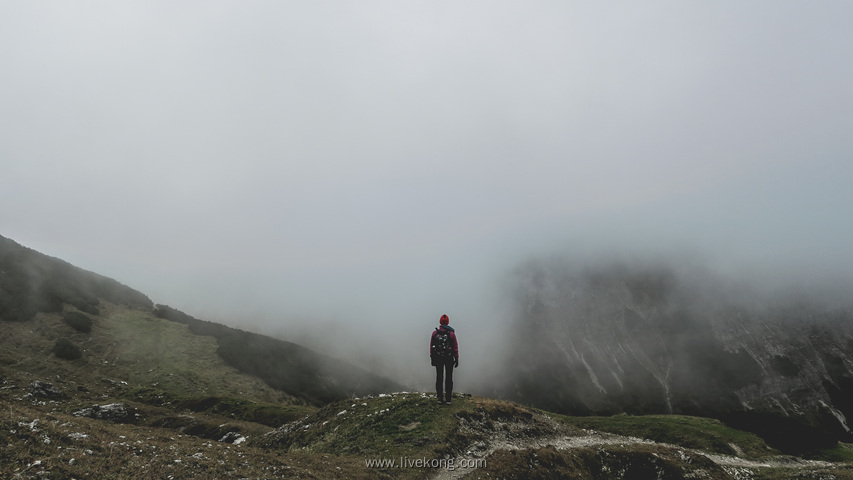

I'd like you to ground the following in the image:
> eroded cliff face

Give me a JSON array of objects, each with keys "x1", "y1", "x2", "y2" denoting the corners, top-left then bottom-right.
[{"x1": 495, "y1": 260, "x2": 853, "y2": 450}]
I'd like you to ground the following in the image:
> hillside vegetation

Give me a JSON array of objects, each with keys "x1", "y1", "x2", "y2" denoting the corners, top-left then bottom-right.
[
  {"x1": 0, "y1": 304, "x2": 293, "y2": 404},
  {"x1": 6, "y1": 375, "x2": 853, "y2": 479},
  {"x1": 0, "y1": 234, "x2": 401, "y2": 405},
  {"x1": 0, "y1": 235, "x2": 152, "y2": 322},
  {"x1": 3, "y1": 234, "x2": 853, "y2": 478},
  {"x1": 153, "y1": 304, "x2": 403, "y2": 404}
]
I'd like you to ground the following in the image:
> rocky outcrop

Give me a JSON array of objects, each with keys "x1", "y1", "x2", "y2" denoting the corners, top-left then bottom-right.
[
  {"x1": 28, "y1": 381, "x2": 66, "y2": 400},
  {"x1": 218, "y1": 431, "x2": 247, "y2": 444},
  {"x1": 73, "y1": 403, "x2": 139, "y2": 423}
]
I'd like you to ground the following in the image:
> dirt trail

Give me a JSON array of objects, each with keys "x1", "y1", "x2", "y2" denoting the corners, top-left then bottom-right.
[
  {"x1": 430, "y1": 430, "x2": 649, "y2": 480},
  {"x1": 430, "y1": 428, "x2": 835, "y2": 480}
]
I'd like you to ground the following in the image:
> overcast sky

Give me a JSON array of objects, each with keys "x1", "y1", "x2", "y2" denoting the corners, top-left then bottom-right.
[{"x1": 2, "y1": 2, "x2": 852, "y2": 386}]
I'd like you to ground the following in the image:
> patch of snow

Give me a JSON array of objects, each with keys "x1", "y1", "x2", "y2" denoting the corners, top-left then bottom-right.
[{"x1": 218, "y1": 432, "x2": 247, "y2": 444}]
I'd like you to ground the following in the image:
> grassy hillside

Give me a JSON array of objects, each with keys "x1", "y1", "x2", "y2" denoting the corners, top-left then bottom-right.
[
  {"x1": 3, "y1": 234, "x2": 853, "y2": 478},
  {"x1": 4, "y1": 307, "x2": 853, "y2": 478},
  {"x1": 0, "y1": 306, "x2": 317, "y2": 478},
  {"x1": 153, "y1": 304, "x2": 404, "y2": 404},
  {"x1": 6, "y1": 383, "x2": 853, "y2": 479},
  {"x1": 0, "y1": 233, "x2": 403, "y2": 405},
  {"x1": 0, "y1": 303, "x2": 293, "y2": 403},
  {"x1": 0, "y1": 235, "x2": 152, "y2": 322}
]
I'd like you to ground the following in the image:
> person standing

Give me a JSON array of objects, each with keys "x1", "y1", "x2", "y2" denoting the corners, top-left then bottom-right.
[{"x1": 430, "y1": 314, "x2": 459, "y2": 405}]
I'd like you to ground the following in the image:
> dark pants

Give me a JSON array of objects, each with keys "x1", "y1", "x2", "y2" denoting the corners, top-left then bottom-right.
[{"x1": 434, "y1": 356, "x2": 454, "y2": 402}]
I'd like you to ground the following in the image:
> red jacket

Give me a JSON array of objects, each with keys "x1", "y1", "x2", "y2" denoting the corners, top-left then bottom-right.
[{"x1": 430, "y1": 325, "x2": 459, "y2": 358}]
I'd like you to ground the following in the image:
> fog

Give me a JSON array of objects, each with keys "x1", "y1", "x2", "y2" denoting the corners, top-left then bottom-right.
[
  {"x1": 2, "y1": 2, "x2": 852, "y2": 390},
  {"x1": 471, "y1": 251, "x2": 853, "y2": 453}
]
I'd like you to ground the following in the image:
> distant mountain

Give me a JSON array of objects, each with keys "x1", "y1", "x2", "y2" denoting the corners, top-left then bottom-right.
[
  {"x1": 0, "y1": 234, "x2": 402, "y2": 404},
  {"x1": 493, "y1": 259, "x2": 853, "y2": 453}
]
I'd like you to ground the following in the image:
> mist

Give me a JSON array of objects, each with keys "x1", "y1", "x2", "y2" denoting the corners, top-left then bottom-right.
[
  {"x1": 2, "y1": 2, "x2": 852, "y2": 391},
  {"x1": 472, "y1": 250, "x2": 853, "y2": 454}
]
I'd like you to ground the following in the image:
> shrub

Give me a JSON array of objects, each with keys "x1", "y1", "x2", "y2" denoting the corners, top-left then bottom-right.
[
  {"x1": 53, "y1": 338, "x2": 82, "y2": 360},
  {"x1": 63, "y1": 311, "x2": 93, "y2": 333}
]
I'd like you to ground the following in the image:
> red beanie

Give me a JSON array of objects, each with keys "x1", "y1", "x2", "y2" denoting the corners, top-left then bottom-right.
[{"x1": 440, "y1": 314, "x2": 449, "y2": 325}]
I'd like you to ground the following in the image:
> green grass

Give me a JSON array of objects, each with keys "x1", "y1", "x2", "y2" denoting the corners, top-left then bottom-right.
[
  {"x1": 125, "y1": 387, "x2": 315, "y2": 427},
  {"x1": 258, "y1": 393, "x2": 561, "y2": 479},
  {"x1": 94, "y1": 306, "x2": 293, "y2": 403},
  {"x1": 0, "y1": 303, "x2": 297, "y2": 406},
  {"x1": 810, "y1": 442, "x2": 853, "y2": 463},
  {"x1": 261, "y1": 393, "x2": 469, "y2": 457},
  {"x1": 557, "y1": 413, "x2": 778, "y2": 459}
]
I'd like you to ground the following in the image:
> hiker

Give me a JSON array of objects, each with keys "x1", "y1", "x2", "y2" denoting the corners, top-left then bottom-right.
[{"x1": 430, "y1": 314, "x2": 459, "y2": 405}]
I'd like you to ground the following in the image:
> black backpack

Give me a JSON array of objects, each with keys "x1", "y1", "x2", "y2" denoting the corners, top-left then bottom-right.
[{"x1": 432, "y1": 328, "x2": 453, "y2": 357}]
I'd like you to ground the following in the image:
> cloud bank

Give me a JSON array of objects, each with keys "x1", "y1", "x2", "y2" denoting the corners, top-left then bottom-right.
[{"x1": 2, "y1": 2, "x2": 852, "y2": 386}]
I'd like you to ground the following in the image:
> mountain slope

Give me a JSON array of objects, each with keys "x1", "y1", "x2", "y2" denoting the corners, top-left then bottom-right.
[
  {"x1": 495, "y1": 259, "x2": 853, "y2": 454},
  {"x1": 0, "y1": 235, "x2": 153, "y2": 321},
  {"x1": 152, "y1": 304, "x2": 403, "y2": 404},
  {"x1": 256, "y1": 393, "x2": 853, "y2": 480},
  {"x1": 6, "y1": 375, "x2": 853, "y2": 480},
  {"x1": 0, "y1": 303, "x2": 290, "y2": 404},
  {"x1": 3, "y1": 235, "x2": 853, "y2": 478},
  {"x1": 0, "y1": 233, "x2": 402, "y2": 405}
]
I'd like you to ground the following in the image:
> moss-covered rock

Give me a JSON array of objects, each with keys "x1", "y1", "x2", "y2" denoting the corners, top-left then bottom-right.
[
  {"x1": 63, "y1": 311, "x2": 93, "y2": 333},
  {"x1": 53, "y1": 338, "x2": 82, "y2": 360}
]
